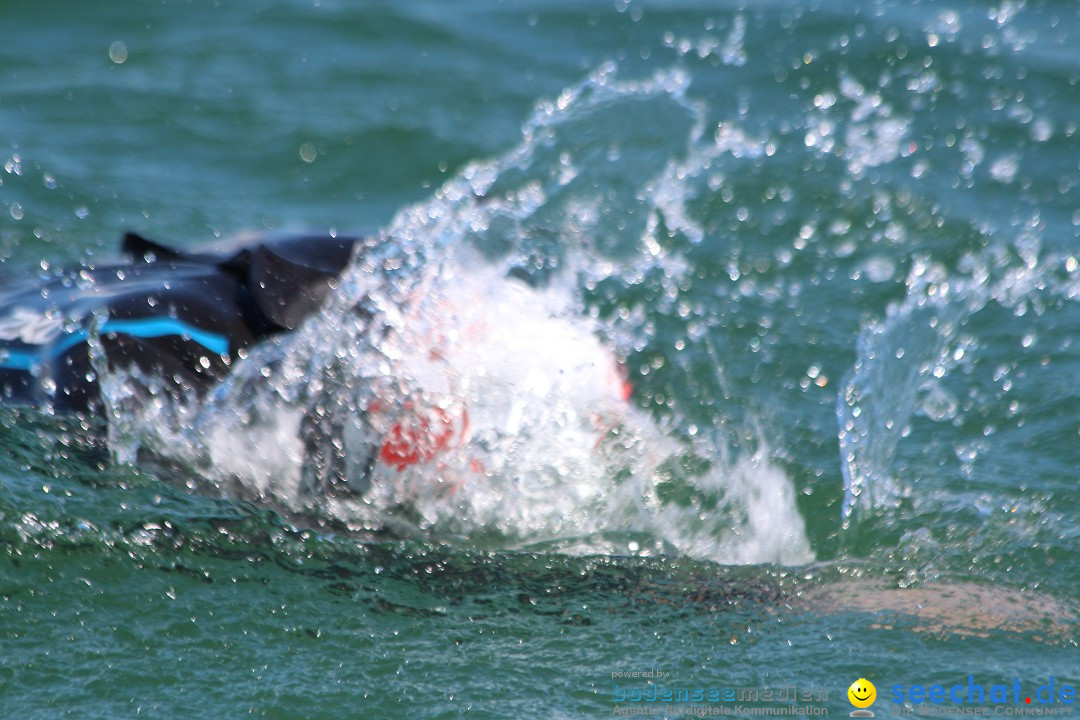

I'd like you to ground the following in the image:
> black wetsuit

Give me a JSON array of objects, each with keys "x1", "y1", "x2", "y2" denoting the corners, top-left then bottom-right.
[{"x1": 0, "y1": 231, "x2": 364, "y2": 412}]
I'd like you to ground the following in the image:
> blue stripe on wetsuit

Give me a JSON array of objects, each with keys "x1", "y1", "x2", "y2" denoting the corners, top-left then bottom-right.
[{"x1": 0, "y1": 317, "x2": 229, "y2": 371}]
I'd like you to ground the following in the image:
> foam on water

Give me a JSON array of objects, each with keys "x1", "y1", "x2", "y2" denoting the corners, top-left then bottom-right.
[{"x1": 93, "y1": 64, "x2": 813, "y2": 565}]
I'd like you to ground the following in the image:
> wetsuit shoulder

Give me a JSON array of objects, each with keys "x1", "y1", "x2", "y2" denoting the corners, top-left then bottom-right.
[{"x1": 0, "y1": 231, "x2": 369, "y2": 412}]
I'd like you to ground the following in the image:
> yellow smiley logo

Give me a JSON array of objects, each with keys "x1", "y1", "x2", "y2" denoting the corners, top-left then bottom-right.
[{"x1": 848, "y1": 678, "x2": 877, "y2": 709}]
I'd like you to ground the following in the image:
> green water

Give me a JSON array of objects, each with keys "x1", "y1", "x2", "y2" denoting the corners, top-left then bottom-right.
[{"x1": 2, "y1": 0, "x2": 1078, "y2": 717}]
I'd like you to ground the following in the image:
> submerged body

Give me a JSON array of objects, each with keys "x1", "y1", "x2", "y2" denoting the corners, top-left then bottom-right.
[{"x1": 0, "y1": 231, "x2": 363, "y2": 411}]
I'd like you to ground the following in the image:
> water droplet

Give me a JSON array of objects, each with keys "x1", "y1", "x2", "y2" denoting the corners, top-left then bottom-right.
[
  {"x1": 989, "y1": 155, "x2": 1018, "y2": 183},
  {"x1": 108, "y1": 41, "x2": 128, "y2": 64},
  {"x1": 4, "y1": 154, "x2": 22, "y2": 175},
  {"x1": 918, "y1": 382, "x2": 957, "y2": 422},
  {"x1": 862, "y1": 256, "x2": 896, "y2": 283},
  {"x1": 1030, "y1": 118, "x2": 1052, "y2": 142}
]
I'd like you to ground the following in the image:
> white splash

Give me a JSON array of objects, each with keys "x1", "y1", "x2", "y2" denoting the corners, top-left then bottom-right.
[{"x1": 97, "y1": 64, "x2": 815, "y2": 566}]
